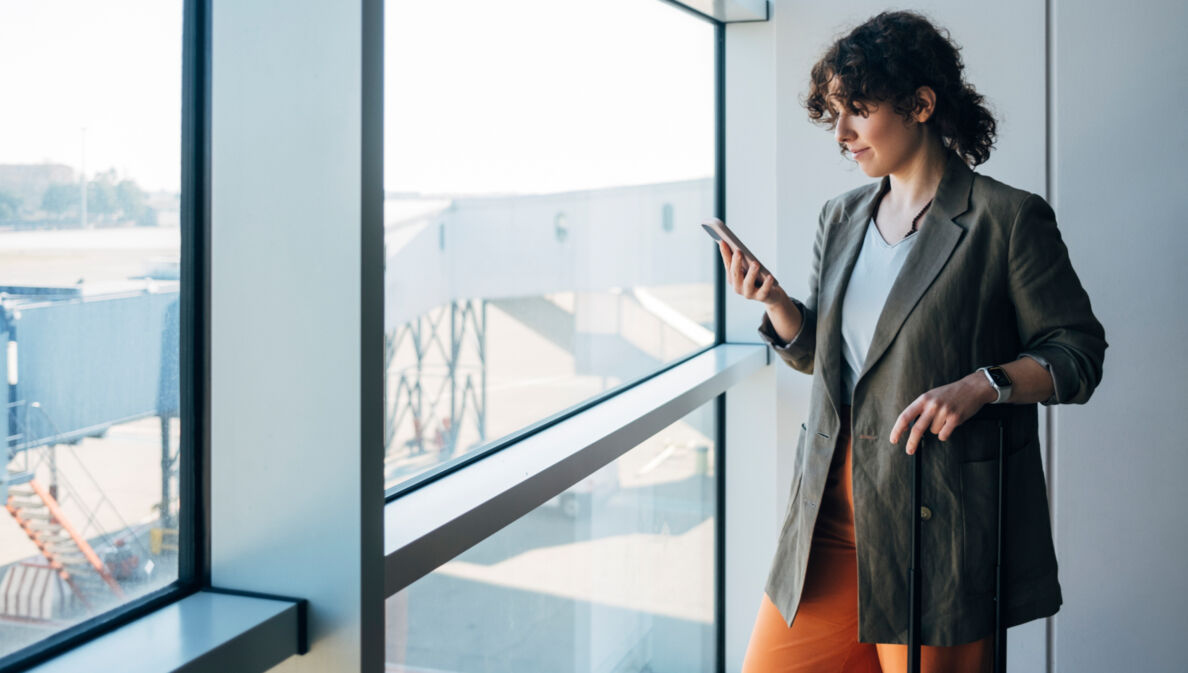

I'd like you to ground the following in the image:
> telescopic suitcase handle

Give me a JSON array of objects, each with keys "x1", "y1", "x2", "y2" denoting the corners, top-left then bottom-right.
[{"x1": 908, "y1": 406, "x2": 1008, "y2": 673}]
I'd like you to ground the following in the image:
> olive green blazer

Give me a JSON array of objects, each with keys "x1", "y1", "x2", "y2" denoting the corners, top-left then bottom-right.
[{"x1": 756, "y1": 150, "x2": 1107, "y2": 646}]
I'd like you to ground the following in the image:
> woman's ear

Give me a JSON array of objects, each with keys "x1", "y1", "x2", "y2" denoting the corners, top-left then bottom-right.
[{"x1": 914, "y1": 86, "x2": 937, "y2": 123}]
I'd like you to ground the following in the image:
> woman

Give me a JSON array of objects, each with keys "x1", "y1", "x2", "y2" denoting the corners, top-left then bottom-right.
[{"x1": 722, "y1": 11, "x2": 1107, "y2": 673}]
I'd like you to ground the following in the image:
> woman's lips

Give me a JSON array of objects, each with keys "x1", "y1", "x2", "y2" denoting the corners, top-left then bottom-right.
[{"x1": 851, "y1": 147, "x2": 869, "y2": 158}]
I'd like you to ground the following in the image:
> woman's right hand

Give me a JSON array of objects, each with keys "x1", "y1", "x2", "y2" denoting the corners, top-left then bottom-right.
[{"x1": 717, "y1": 240, "x2": 786, "y2": 307}]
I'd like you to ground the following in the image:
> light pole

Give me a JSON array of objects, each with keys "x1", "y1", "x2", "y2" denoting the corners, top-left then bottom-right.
[{"x1": 80, "y1": 126, "x2": 88, "y2": 228}]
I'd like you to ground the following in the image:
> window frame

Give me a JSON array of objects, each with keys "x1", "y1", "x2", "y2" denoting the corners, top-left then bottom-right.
[
  {"x1": 0, "y1": 0, "x2": 208, "y2": 669},
  {"x1": 379, "y1": 5, "x2": 737, "y2": 671}
]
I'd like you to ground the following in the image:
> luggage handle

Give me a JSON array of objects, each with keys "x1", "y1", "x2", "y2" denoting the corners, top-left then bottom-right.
[{"x1": 908, "y1": 413, "x2": 1007, "y2": 673}]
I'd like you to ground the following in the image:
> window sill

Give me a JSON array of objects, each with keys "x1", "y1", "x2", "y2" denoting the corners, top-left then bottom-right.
[
  {"x1": 26, "y1": 589, "x2": 307, "y2": 673},
  {"x1": 384, "y1": 341, "x2": 768, "y2": 597}
]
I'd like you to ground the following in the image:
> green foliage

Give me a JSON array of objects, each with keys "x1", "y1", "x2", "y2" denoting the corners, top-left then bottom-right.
[
  {"x1": 41, "y1": 182, "x2": 80, "y2": 216},
  {"x1": 0, "y1": 190, "x2": 21, "y2": 220},
  {"x1": 87, "y1": 170, "x2": 118, "y2": 217},
  {"x1": 135, "y1": 206, "x2": 158, "y2": 227},
  {"x1": 116, "y1": 179, "x2": 147, "y2": 217},
  {"x1": 35, "y1": 169, "x2": 162, "y2": 225}
]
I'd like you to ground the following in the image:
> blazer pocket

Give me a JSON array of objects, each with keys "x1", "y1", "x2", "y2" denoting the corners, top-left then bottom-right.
[
  {"x1": 960, "y1": 455, "x2": 999, "y2": 595},
  {"x1": 960, "y1": 436, "x2": 1055, "y2": 596}
]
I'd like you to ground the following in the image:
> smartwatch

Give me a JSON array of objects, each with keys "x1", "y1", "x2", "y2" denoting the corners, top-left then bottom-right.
[{"x1": 979, "y1": 365, "x2": 1013, "y2": 404}]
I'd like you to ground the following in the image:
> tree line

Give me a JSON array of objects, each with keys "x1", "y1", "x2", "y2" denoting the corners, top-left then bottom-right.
[{"x1": 0, "y1": 169, "x2": 159, "y2": 227}]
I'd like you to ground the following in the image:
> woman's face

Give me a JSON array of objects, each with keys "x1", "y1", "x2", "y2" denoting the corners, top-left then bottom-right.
[{"x1": 828, "y1": 85, "x2": 926, "y2": 178}]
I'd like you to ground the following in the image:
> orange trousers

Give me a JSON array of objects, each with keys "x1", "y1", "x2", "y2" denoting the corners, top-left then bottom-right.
[{"x1": 742, "y1": 404, "x2": 993, "y2": 673}]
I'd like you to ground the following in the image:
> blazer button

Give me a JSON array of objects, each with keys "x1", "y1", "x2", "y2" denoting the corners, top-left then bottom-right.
[{"x1": 920, "y1": 506, "x2": 933, "y2": 521}]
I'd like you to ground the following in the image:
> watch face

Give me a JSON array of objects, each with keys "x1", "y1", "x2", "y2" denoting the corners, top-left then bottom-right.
[{"x1": 987, "y1": 366, "x2": 1012, "y2": 387}]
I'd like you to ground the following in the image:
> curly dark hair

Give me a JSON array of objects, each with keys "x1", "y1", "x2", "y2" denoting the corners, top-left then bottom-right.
[{"x1": 805, "y1": 10, "x2": 997, "y2": 167}]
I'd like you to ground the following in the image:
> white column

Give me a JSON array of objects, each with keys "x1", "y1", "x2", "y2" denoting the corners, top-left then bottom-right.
[
  {"x1": 724, "y1": 13, "x2": 789, "y2": 672},
  {"x1": 210, "y1": 1, "x2": 383, "y2": 671}
]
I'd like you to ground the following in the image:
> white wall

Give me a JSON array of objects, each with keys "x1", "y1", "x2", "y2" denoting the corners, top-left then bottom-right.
[
  {"x1": 1049, "y1": 1, "x2": 1188, "y2": 672},
  {"x1": 723, "y1": 13, "x2": 783, "y2": 671}
]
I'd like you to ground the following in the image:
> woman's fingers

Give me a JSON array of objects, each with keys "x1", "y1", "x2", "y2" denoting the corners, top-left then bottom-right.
[
  {"x1": 727, "y1": 246, "x2": 736, "y2": 293},
  {"x1": 905, "y1": 407, "x2": 936, "y2": 455},
  {"x1": 756, "y1": 266, "x2": 776, "y2": 302},
  {"x1": 935, "y1": 414, "x2": 961, "y2": 442},
  {"x1": 892, "y1": 378, "x2": 990, "y2": 449},
  {"x1": 929, "y1": 409, "x2": 950, "y2": 436},
  {"x1": 719, "y1": 241, "x2": 776, "y2": 303},
  {"x1": 717, "y1": 241, "x2": 740, "y2": 292},
  {"x1": 891, "y1": 398, "x2": 933, "y2": 455},
  {"x1": 743, "y1": 260, "x2": 759, "y2": 298},
  {"x1": 888, "y1": 404, "x2": 912, "y2": 444},
  {"x1": 717, "y1": 240, "x2": 732, "y2": 270}
]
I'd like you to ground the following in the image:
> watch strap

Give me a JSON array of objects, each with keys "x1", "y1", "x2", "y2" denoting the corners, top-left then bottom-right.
[{"x1": 980, "y1": 366, "x2": 1012, "y2": 404}]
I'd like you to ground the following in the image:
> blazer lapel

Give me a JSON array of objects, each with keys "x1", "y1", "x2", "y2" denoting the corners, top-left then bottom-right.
[
  {"x1": 817, "y1": 152, "x2": 975, "y2": 417},
  {"x1": 856, "y1": 152, "x2": 974, "y2": 388},
  {"x1": 818, "y1": 179, "x2": 884, "y2": 417}
]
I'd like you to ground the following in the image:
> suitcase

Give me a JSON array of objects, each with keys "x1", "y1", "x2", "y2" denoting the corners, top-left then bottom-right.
[{"x1": 908, "y1": 404, "x2": 1009, "y2": 673}]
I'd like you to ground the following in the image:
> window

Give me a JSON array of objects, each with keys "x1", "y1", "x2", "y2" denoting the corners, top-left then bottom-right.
[
  {"x1": 386, "y1": 400, "x2": 717, "y2": 672},
  {"x1": 383, "y1": 0, "x2": 717, "y2": 492},
  {"x1": 0, "y1": 0, "x2": 186, "y2": 660}
]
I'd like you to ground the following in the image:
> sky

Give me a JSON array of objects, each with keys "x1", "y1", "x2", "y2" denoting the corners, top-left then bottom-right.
[
  {"x1": 385, "y1": 0, "x2": 716, "y2": 195},
  {"x1": 0, "y1": 0, "x2": 715, "y2": 197},
  {"x1": 0, "y1": 0, "x2": 183, "y2": 193}
]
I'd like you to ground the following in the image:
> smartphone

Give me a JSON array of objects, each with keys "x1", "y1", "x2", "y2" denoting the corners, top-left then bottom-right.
[{"x1": 702, "y1": 216, "x2": 778, "y2": 289}]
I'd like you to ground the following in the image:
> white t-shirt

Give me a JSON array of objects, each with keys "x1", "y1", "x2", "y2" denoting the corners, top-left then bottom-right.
[{"x1": 840, "y1": 216, "x2": 920, "y2": 404}]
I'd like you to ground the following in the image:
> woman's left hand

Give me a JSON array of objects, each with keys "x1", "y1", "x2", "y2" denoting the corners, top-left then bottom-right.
[{"x1": 890, "y1": 372, "x2": 994, "y2": 454}]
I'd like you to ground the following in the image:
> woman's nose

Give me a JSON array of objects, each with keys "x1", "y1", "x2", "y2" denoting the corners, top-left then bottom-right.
[{"x1": 835, "y1": 116, "x2": 853, "y2": 144}]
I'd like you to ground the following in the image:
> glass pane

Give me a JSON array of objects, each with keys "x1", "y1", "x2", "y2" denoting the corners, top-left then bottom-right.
[
  {"x1": 383, "y1": 0, "x2": 717, "y2": 490},
  {"x1": 387, "y1": 400, "x2": 717, "y2": 672},
  {"x1": 0, "y1": 0, "x2": 183, "y2": 658}
]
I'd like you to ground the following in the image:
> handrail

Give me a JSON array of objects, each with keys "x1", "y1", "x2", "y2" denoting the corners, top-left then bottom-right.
[
  {"x1": 10, "y1": 402, "x2": 156, "y2": 566},
  {"x1": 25, "y1": 478, "x2": 124, "y2": 597}
]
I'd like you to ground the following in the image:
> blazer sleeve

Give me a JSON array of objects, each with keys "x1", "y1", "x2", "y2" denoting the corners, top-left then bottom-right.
[
  {"x1": 1008, "y1": 193, "x2": 1108, "y2": 405},
  {"x1": 756, "y1": 202, "x2": 828, "y2": 375}
]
